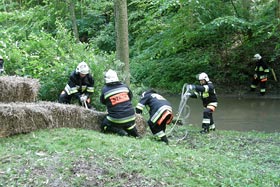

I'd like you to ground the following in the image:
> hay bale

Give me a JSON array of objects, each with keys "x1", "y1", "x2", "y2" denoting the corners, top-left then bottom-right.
[
  {"x1": 0, "y1": 76, "x2": 40, "y2": 103},
  {"x1": 0, "y1": 102, "x2": 147, "y2": 138}
]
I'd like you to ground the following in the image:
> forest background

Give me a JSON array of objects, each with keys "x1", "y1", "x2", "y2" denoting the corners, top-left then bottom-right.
[{"x1": 0, "y1": 0, "x2": 279, "y2": 110}]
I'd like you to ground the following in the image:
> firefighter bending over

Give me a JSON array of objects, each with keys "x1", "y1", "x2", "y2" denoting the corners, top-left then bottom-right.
[
  {"x1": 136, "y1": 90, "x2": 173, "y2": 144},
  {"x1": 59, "y1": 61, "x2": 94, "y2": 108},
  {"x1": 100, "y1": 69, "x2": 139, "y2": 137},
  {"x1": 187, "y1": 72, "x2": 218, "y2": 134},
  {"x1": 250, "y1": 54, "x2": 270, "y2": 96}
]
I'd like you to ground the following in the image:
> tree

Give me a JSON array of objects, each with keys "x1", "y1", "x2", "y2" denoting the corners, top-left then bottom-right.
[
  {"x1": 114, "y1": 0, "x2": 130, "y2": 85},
  {"x1": 67, "y1": 0, "x2": 79, "y2": 43},
  {"x1": 277, "y1": 0, "x2": 280, "y2": 18}
]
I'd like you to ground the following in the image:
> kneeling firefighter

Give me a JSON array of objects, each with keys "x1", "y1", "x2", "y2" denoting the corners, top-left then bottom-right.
[
  {"x1": 136, "y1": 90, "x2": 173, "y2": 144},
  {"x1": 100, "y1": 69, "x2": 139, "y2": 137},
  {"x1": 59, "y1": 61, "x2": 94, "y2": 108}
]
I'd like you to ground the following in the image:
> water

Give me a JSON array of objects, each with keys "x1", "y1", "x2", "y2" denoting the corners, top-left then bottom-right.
[{"x1": 165, "y1": 95, "x2": 280, "y2": 133}]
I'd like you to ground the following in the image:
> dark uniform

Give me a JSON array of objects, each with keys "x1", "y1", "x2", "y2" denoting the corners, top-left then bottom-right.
[
  {"x1": 100, "y1": 82, "x2": 139, "y2": 137},
  {"x1": 250, "y1": 58, "x2": 269, "y2": 95},
  {"x1": 136, "y1": 90, "x2": 173, "y2": 144},
  {"x1": 190, "y1": 81, "x2": 218, "y2": 133},
  {"x1": 59, "y1": 70, "x2": 94, "y2": 107}
]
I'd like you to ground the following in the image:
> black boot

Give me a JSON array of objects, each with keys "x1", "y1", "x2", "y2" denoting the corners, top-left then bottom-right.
[
  {"x1": 107, "y1": 126, "x2": 128, "y2": 136},
  {"x1": 128, "y1": 127, "x2": 140, "y2": 138},
  {"x1": 200, "y1": 128, "x2": 209, "y2": 134},
  {"x1": 209, "y1": 124, "x2": 216, "y2": 131},
  {"x1": 200, "y1": 124, "x2": 209, "y2": 134},
  {"x1": 160, "y1": 136, "x2": 169, "y2": 145}
]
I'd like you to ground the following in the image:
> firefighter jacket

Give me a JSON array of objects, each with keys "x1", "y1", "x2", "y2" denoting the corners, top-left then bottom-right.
[
  {"x1": 100, "y1": 82, "x2": 135, "y2": 124},
  {"x1": 254, "y1": 59, "x2": 269, "y2": 81},
  {"x1": 191, "y1": 81, "x2": 218, "y2": 108},
  {"x1": 64, "y1": 70, "x2": 94, "y2": 98},
  {"x1": 136, "y1": 92, "x2": 172, "y2": 124}
]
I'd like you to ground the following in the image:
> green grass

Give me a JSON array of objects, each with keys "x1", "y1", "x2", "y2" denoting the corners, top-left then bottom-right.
[{"x1": 0, "y1": 125, "x2": 279, "y2": 187}]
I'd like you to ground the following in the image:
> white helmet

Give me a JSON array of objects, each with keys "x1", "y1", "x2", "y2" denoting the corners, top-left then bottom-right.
[
  {"x1": 253, "y1": 54, "x2": 262, "y2": 60},
  {"x1": 198, "y1": 72, "x2": 209, "y2": 82},
  {"x1": 76, "y1": 61, "x2": 90, "y2": 74},
  {"x1": 105, "y1": 69, "x2": 119, "y2": 83}
]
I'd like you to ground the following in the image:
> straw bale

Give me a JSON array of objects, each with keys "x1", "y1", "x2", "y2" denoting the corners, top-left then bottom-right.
[
  {"x1": 0, "y1": 102, "x2": 147, "y2": 138},
  {"x1": 0, "y1": 76, "x2": 40, "y2": 103}
]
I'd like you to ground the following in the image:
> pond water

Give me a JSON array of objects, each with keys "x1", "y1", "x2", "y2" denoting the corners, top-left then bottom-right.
[{"x1": 165, "y1": 95, "x2": 280, "y2": 133}]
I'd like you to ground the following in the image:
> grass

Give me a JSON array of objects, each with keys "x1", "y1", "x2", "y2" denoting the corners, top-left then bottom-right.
[{"x1": 0, "y1": 125, "x2": 279, "y2": 187}]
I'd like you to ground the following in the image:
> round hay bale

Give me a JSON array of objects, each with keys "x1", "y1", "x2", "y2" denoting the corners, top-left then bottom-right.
[
  {"x1": 0, "y1": 76, "x2": 40, "y2": 103},
  {"x1": 0, "y1": 102, "x2": 147, "y2": 137}
]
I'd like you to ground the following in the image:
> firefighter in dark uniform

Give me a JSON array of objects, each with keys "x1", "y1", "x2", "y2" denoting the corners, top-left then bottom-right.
[
  {"x1": 187, "y1": 72, "x2": 218, "y2": 134},
  {"x1": 59, "y1": 61, "x2": 94, "y2": 108},
  {"x1": 0, "y1": 55, "x2": 4, "y2": 74},
  {"x1": 100, "y1": 69, "x2": 139, "y2": 137},
  {"x1": 250, "y1": 54, "x2": 270, "y2": 96},
  {"x1": 136, "y1": 90, "x2": 173, "y2": 144}
]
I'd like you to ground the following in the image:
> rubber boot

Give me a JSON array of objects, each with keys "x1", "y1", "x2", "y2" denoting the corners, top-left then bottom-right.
[
  {"x1": 200, "y1": 124, "x2": 209, "y2": 134},
  {"x1": 127, "y1": 127, "x2": 140, "y2": 138},
  {"x1": 160, "y1": 135, "x2": 169, "y2": 145},
  {"x1": 107, "y1": 126, "x2": 128, "y2": 136},
  {"x1": 209, "y1": 124, "x2": 216, "y2": 131}
]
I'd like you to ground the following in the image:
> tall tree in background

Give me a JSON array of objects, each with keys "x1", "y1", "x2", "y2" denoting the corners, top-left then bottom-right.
[
  {"x1": 67, "y1": 0, "x2": 79, "y2": 43},
  {"x1": 114, "y1": 0, "x2": 130, "y2": 85},
  {"x1": 277, "y1": 0, "x2": 280, "y2": 18}
]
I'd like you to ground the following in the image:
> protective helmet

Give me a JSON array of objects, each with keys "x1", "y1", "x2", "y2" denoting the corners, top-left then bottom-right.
[
  {"x1": 105, "y1": 69, "x2": 119, "y2": 83},
  {"x1": 198, "y1": 72, "x2": 209, "y2": 82},
  {"x1": 253, "y1": 54, "x2": 262, "y2": 61},
  {"x1": 141, "y1": 89, "x2": 156, "y2": 98},
  {"x1": 76, "y1": 61, "x2": 90, "y2": 74}
]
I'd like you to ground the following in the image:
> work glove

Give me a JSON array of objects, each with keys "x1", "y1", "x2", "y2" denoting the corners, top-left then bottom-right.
[
  {"x1": 135, "y1": 108, "x2": 143, "y2": 114},
  {"x1": 187, "y1": 84, "x2": 195, "y2": 91},
  {"x1": 80, "y1": 94, "x2": 88, "y2": 103}
]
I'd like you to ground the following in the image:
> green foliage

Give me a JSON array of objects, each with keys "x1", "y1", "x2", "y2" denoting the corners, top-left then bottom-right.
[
  {"x1": 0, "y1": 6, "x2": 117, "y2": 110},
  {"x1": 1, "y1": 0, "x2": 280, "y2": 99},
  {"x1": 129, "y1": 0, "x2": 280, "y2": 93}
]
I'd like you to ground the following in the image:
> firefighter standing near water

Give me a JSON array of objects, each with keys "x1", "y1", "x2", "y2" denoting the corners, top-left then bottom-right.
[
  {"x1": 136, "y1": 90, "x2": 173, "y2": 144},
  {"x1": 59, "y1": 61, "x2": 94, "y2": 108},
  {"x1": 100, "y1": 69, "x2": 139, "y2": 137},
  {"x1": 187, "y1": 72, "x2": 218, "y2": 134},
  {"x1": 250, "y1": 54, "x2": 270, "y2": 96}
]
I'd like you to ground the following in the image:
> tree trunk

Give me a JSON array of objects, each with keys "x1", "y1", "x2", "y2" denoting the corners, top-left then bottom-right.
[
  {"x1": 114, "y1": 0, "x2": 130, "y2": 86},
  {"x1": 68, "y1": 0, "x2": 80, "y2": 43},
  {"x1": 277, "y1": 0, "x2": 280, "y2": 18}
]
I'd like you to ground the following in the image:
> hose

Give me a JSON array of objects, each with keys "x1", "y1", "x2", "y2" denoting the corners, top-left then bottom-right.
[{"x1": 167, "y1": 83, "x2": 191, "y2": 135}]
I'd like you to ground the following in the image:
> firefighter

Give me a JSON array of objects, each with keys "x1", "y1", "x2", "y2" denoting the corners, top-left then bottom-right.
[
  {"x1": 0, "y1": 55, "x2": 4, "y2": 74},
  {"x1": 187, "y1": 72, "x2": 218, "y2": 134},
  {"x1": 250, "y1": 54, "x2": 270, "y2": 96},
  {"x1": 136, "y1": 90, "x2": 173, "y2": 144},
  {"x1": 58, "y1": 61, "x2": 94, "y2": 108},
  {"x1": 100, "y1": 69, "x2": 139, "y2": 137}
]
